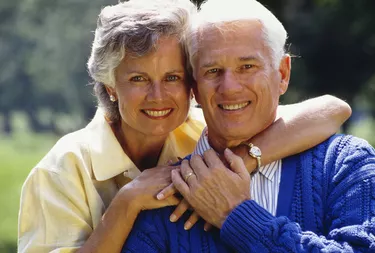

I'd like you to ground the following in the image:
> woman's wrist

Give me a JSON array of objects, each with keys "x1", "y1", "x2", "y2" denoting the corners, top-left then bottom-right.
[{"x1": 115, "y1": 186, "x2": 141, "y2": 216}]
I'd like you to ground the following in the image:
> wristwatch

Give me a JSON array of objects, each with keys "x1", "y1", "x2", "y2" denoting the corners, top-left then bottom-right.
[{"x1": 241, "y1": 142, "x2": 262, "y2": 174}]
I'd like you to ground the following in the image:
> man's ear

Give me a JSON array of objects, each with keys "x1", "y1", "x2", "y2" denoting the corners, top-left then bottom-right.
[{"x1": 278, "y1": 54, "x2": 291, "y2": 95}]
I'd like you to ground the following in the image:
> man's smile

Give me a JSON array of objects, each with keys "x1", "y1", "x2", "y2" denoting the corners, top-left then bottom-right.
[{"x1": 218, "y1": 101, "x2": 251, "y2": 111}]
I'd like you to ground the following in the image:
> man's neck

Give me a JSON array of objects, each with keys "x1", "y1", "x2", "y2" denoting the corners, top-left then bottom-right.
[{"x1": 207, "y1": 132, "x2": 251, "y2": 154}]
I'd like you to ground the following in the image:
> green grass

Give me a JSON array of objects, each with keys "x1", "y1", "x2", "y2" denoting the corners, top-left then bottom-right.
[
  {"x1": 0, "y1": 132, "x2": 58, "y2": 253},
  {"x1": 348, "y1": 118, "x2": 375, "y2": 147}
]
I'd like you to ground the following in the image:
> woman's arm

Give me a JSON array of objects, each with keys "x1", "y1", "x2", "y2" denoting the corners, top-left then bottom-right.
[
  {"x1": 235, "y1": 95, "x2": 351, "y2": 170},
  {"x1": 157, "y1": 95, "x2": 351, "y2": 228},
  {"x1": 78, "y1": 167, "x2": 180, "y2": 253}
]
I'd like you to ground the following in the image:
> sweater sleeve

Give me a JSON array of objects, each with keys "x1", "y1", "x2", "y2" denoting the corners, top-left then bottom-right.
[{"x1": 221, "y1": 136, "x2": 375, "y2": 252}]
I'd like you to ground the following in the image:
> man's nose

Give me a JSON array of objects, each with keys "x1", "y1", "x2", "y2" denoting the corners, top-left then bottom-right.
[
  {"x1": 147, "y1": 81, "x2": 166, "y2": 102},
  {"x1": 218, "y1": 70, "x2": 243, "y2": 95}
]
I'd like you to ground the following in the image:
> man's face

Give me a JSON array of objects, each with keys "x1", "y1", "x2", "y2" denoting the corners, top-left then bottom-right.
[{"x1": 193, "y1": 21, "x2": 290, "y2": 145}]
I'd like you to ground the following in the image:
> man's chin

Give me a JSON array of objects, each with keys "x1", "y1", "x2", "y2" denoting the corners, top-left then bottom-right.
[{"x1": 218, "y1": 129, "x2": 256, "y2": 144}]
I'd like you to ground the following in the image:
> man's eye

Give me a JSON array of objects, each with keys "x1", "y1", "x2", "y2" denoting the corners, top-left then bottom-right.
[
  {"x1": 130, "y1": 76, "x2": 145, "y2": 82},
  {"x1": 207, "y1": 68, "x2": 219, "y2": 74},
  {"x1": 166, "y1": 75, "x2": 180, "y2": 82},
  {"x1": 242, "y1": 64, "x2": 254, "y2": 69}
]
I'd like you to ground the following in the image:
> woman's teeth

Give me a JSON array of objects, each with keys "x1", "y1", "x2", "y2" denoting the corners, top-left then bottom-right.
[
  {"x1": 220, "y1": 102, "x2": 250, "y2": 111},
  {"x1": 143, "y1": 109, "x2": 172, "y2": 117}
]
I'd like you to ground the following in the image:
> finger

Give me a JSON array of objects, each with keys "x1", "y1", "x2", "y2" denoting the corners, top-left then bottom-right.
[
  {"x1": 204, "y1": 222, "x2": 212, "y2": 231},
  {"x1": 224, "y1": 148, "x2": 248, "y2": 176},
  {"x1": 149, "y1": 195, "x2": 180, "y2": 210},
  {"x1": 203, "y1": 149, "x2": 225, "y2": 170},
  {"x1": 180, "y1": 159, "x2": 197, "y2": 185},
  {"x1": 190, "y1": 154, "x2": 209, "y2": 178},
  {"x1": 171, "y1": 168, "x2": 190, "y2": 199},
  {"x1": 184, "y1": 211, "x2": 200, "y2": 230},
  {"x1": 157, "y1": 183, "x2": 177, "y2": 200},
  {"x1": 169, "y1": 198, "x2": 190, "y2": 222}
]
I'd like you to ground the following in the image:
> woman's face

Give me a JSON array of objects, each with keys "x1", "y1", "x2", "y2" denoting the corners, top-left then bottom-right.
[{"x1": 111, "y1": 36, "x2": 190, "y2": 137}]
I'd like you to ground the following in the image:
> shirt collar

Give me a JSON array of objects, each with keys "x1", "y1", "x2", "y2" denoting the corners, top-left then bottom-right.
[
  {"x1": 192, "y1": 127, "x2": 279, "y2": 182},
  {"x1": 85, "y1": 109, "x2": 198, "y2": 181}
]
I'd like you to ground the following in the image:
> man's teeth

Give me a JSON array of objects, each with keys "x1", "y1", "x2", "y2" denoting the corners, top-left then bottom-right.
[
  {"x1": 220, "y1": 102, "x2": 249, "y2": 111},
  {"x1": 144, "y1": 109, "x2": 172, "y2": 117}
]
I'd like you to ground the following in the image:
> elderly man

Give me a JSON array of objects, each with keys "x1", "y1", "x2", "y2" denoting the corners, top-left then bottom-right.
[{"x1": 121, "y1": 0, "x2": 375, "y2": 252}]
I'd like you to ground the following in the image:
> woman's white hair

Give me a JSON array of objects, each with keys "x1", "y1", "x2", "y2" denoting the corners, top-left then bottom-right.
[
  {"x1": 186, "y1": 0, "x2": 288, "y2": 77},
  {"x1": 87, "y1": 0, "x2": 196, "y2": 121}
]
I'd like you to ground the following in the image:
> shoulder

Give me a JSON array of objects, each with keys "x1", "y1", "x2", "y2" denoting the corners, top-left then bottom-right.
[
  {"x1": 306, "y1": 134, "x2": 375, "y2": 201},
  {"x1": 28, "y1": 127, "x2": 93, "y2": 185},
  {"x1": 124, "y1": 207, "x2": 175, "y2": 251},
  {"x1": 287, "y1": 134, "x2": 375, "y2": 186},
  {"x1": 315, "y1": 134, "x2": 375, "y2": 172}
]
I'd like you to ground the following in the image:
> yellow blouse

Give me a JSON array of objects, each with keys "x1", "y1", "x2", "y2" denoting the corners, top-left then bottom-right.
[{"x1": 18, "y1": 109, "x2": 205, "y2": 253}]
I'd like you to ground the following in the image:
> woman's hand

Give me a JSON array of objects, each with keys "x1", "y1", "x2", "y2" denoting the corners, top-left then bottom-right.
[
  {"x1": 157, "y1": 182, "x2": 203, "y2": 230},
  {"x1": 117, "y1": 165, "x2": 181, "y2": 214}
]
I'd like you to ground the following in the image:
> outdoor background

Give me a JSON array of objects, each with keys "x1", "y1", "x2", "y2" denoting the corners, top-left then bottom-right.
[{"x1": 0, "y1": 0, "x2": 374, "y2": 252}]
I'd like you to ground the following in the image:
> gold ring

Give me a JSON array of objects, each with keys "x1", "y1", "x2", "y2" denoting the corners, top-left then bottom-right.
[{"x1": 184, "y1": 172, "x2": 195, "y2": 182}]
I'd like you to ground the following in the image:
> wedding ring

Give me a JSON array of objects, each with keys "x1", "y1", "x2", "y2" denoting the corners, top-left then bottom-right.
[{"x1": 184, "y1": 172, "x2": 195, "y2": 182}]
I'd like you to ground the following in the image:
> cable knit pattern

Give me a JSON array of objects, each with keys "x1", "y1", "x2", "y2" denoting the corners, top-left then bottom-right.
[{"x1": 121, "y1": 135, "x2": 375, "y2": 252}]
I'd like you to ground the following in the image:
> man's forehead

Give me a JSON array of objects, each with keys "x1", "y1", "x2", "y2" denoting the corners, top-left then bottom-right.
[
  {"x1": 195, "y1": 20, "x2": 267, "y2": 64},
  {"x1": 197, "y1": 20, "x2": 263, "y2": 44}
]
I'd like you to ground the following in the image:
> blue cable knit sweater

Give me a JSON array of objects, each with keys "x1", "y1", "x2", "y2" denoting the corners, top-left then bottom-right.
[{"x1": 122, "y1": 135, "x2": 375, "y2": 252}]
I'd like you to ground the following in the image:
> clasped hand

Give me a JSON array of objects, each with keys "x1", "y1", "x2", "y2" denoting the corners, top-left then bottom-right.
[{"x1": 158, "y1": 148, "x2": 251, "y2": 229}]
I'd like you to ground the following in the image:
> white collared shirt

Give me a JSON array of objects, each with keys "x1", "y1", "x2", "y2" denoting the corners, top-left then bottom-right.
[
  {"x1": 18, "y1": 108, "x2": 205, "y2": 253},
  {"x1": 192, "y1": 127, "x2": 282, "y2": 215}
]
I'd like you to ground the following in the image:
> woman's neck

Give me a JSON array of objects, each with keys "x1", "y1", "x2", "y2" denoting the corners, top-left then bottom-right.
[{"x1": 111, "y1": 121, "x2": 168, "y2": 171}]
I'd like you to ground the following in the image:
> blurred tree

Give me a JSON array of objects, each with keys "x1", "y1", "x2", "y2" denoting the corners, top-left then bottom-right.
[
  {"x1": 0, "y1": 0, "x2": 374, "y2": 134},
  {"x1": 0, "y1": 0, "x2": 25, "y2": 134},
  {"x1": 284, "y1": 0, "x2": 375, "y2": 131}
]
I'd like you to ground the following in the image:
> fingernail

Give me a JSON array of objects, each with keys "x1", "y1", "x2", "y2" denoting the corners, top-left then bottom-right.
[
  {"x1": 156, "y1": 193, "x2": 164, "y2": 200},
  {"x1": 225, "y1": 148, "x2": 233, "y2": 154},
  {"x1": 184, "y1": 222, "x2": 192, "y2": 230},
  {"x1": 170, "y1": 214, "x2": 177, "y2": 222}
]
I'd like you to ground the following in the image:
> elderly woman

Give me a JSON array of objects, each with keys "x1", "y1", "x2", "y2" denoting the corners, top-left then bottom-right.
[{"x1": 18, "y1": 0, "x2": 351, "y2": 252}]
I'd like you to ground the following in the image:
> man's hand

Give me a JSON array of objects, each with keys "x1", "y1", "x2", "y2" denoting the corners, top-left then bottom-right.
[{"x1": 172, "y1": 148, "x2": 251, "y2": 228}]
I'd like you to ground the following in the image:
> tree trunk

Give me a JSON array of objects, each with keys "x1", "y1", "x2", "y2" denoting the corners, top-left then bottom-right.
[{"x1": 2, "y1": 110, "x2": 12, "y2": 135}]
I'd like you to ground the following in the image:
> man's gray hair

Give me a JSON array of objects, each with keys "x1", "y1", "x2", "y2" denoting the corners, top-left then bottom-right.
[
  {"x1": 87, "y1": 0, "x2": 196, "y2": 122},
  {"x1": 186, "y1": 0, "x2": 287, "y2": 77}
]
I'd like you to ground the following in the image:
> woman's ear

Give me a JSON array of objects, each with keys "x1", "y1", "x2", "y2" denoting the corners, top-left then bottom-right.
[{"x1": 104, "y1": 85, "x2": 113, "y2": 96}]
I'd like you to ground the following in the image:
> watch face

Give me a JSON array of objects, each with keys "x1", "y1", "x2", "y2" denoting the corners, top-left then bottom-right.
[{"x1": 250, "y1": 146, "x2": 261, "y2": 157}]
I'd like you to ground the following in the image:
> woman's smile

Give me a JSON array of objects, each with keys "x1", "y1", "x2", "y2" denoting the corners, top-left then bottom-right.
[{"x1": 142, "y1": 108, "x2": 173, "y2": 119}]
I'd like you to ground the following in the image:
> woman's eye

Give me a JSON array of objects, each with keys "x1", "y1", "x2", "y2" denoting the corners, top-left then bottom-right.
[
  {"x1": 130, "y1": 76, "x2": 145, "y2": 82},
  {"x1": 207, "y1": 68, "x2": 219, "y2": 74},
  {"x1": 166, "y1": 75, "x2": 180, "y2": 82}
]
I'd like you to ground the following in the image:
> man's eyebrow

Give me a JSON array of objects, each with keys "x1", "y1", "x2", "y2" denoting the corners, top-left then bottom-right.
[
  {"x1": 239, "y1": 56, "x2": 258, "y2": 61},
  {"x1": 201, "y1": 61, "x2": 217, "y2": 69}
]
